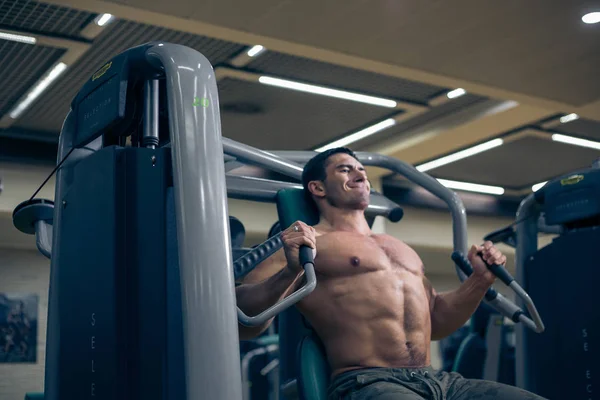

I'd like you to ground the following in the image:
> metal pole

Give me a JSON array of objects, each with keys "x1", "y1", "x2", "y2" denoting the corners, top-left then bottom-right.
[
  {"x1": 145, "y1": 43, "x2": 243, "y2": 400},
  {"x1": 143, "y1": 79, "x2": 160, "y2": 149},
  {"x1": 514, "y1": 193, "x2": 540, "y2": 390},
  {"x1": 222, "y1": 138, "x2": 304, "y2": 179}
]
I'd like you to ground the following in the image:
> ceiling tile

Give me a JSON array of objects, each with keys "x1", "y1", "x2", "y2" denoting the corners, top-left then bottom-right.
[
  {"x1": 247, "y1": 51, "x2": 447, "y2": 104},
  {"x1": 218, "y1": 78, "x2": 394, "y2": 150},
  {"x1": 0, "y1": 0, "x2": 96, "y2": 37},
  {"x1": 552, "y1": 118, "x2": 600, "y2": 142},
  {"x1": 424, "y1": 132, "x2": 600, "y2": 189},
  {"x1": 0, "y1": 41, "x2": 65, "y2": 117},
  {"x1": 14, "y1": 19, "x2": 246, "y2": 133}
]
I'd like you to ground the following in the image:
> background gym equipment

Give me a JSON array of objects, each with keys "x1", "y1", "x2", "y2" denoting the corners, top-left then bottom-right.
[
  {"x1": 482, "y1": 161, "x2": 600, "y2": 400},
  {"x1": 450, "y1": 303, "x2": 516, "y2": 386},
  {"x1": 12, "y1": 42, "x2": 545, "y2": 400},
  {"x1": 477, "y1": 161, "x2": 600, "y2": 399}
]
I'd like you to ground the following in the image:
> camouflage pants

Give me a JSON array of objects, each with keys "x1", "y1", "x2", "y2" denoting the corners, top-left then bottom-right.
[{"x1": 328, "y1": 366, "x2": 547, "y2": 400}]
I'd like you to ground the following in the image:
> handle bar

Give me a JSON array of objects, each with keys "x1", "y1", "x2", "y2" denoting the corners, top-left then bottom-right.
[
  {"x1": 237, "y1": 245, "x2": 316, "y2": 326},
  {"x1": 451, "y1": 251, "x2": 545, "y2": 333}
]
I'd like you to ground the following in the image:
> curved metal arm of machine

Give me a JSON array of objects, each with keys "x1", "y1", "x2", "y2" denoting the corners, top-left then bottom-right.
[
  {"x1": 12, "y1": 199, "x2": 55, "y2": 260},
  {"x1": 451, "y1": 251, "x2": 544, "y2": 333},
  {"x1": 237, "y1": 245, "x2": 317, "y2": 327},
  {"x1": 234, "y1": 233, "x2": 283, "y2": 280}
]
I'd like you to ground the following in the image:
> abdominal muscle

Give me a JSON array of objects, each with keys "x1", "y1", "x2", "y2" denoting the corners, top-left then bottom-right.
[{"x1": 297, "y1": 266, "x2": 433, "y2": 377}]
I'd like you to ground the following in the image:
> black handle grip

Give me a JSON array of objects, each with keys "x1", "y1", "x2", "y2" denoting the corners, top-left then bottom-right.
[
  {"x1": 476, "y1": 251, "x2": 515, "y2": 286},
  {"x1": 451, "y1": 251, "x2": 498, "y2": 301},
  {"x1": 450, "y1": 251, "x2": 474, "y2": 276},
  {"x1": 452, "y1": 251, "x2": 515, "y2": 286},
  {"x1": 233, "y1": 234, "x2": 283, "y2": 280},
  {"x1": 487, "y1": 264, "x2": 515, "y2": 286},
  {"x1": 299, "y1": 246, "x2": 315, "y2": 267}
]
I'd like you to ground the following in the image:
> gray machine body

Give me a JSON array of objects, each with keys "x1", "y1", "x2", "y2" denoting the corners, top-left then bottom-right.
[{"x1": 45, "y1": 42, "x2": 242, "y2": 400}]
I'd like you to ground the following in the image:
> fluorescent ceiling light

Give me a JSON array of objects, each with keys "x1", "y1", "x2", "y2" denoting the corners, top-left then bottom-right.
[
  {"x1": 416, "y1": 138, "x2": 504, "y2": 172},
  {"x1": 95, "y1": 13, "x2": 114, "y2": 26},
  {"x1": 552, "y1": 133, "x2": 600, "y2": 150},
  {"x1": 447, "y1": 88, "x2": 466, "y2": 99},
  {"x1": 9, "y1": 62, "x2": 67, "y2": 119},
  {"x1": 532, "y1": 181, "x2": 547, "y2": 192},
  {"x1": 559, "y1": 113, "x2": 579, "y2": 123},
  {"x1": 315, "y1": 118, "x2": 396, "y2": 152},
  {"x1": 259, "y1": 76, "x2": 397, "y2": 108},
  {"x1": 437, "y1": 178, "x2": 504, "y2": 195},
  {"x1": 582, "y1": 12, "x2": 600, "y2": 24},
  {"x1": 247, "y1": 45, "x2": 266, "y2": 57},
  {"x1": 0, "y1": 31, "x2": 36, "y2": 45}
]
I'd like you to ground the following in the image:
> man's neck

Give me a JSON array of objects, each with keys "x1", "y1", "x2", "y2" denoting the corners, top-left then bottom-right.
[{"x1": 317, "y1": 208, "x2": 372, "y2": 236}]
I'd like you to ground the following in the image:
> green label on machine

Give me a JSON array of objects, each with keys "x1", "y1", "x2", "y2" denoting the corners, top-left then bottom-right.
[
  {"x1": 92, "y1": 61, "x2": 112, "y2": 81},
  {"x1": 193, "y1": 97, "x2": 209, "y2": 107},
  {"x1": 560, "y1": 174, "x2": 584, "y2": 186}
]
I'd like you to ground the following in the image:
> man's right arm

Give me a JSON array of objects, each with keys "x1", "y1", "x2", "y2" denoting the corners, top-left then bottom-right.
[
  {"x1": 236, "y1": 221, "x2": 316, "y2": 340},
  {"x1": 236, "y1": 249, "x2": 304, "y2": 340}
]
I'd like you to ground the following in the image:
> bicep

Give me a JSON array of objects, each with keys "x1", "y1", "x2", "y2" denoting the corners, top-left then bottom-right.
[{"x1": 240, "y1": 248, "x2": 287, "y2": 285}]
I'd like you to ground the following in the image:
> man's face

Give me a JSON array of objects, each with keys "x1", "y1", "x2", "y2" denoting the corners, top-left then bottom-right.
[{"x1": 319, "y1": 153, "x2": 370, "y2": 210}]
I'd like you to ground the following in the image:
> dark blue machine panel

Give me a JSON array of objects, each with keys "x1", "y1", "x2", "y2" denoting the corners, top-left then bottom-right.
[
  {"x1": 58, "y1": 147, "x2": 127, "y2": 399},
  {"x1": 523, "y1": 227, "x2": 600, "y2": 399},
  {"x1": 56, "y1": 146, "x2": 176, "y2": 399}
]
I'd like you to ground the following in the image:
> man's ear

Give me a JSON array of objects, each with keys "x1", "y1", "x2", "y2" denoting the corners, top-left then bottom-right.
[{"x1": 308, "y1": 181, "x2": 326, "y2": 198}]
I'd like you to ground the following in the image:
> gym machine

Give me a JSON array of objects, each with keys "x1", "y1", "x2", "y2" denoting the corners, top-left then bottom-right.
[
  {"x1": 485, "y1": 161, "x2": 600, "y2": 399},
  {"x1": 450, "y1": 303, "x2": 516, "y2": 386},
  {"x1": 13, "y1": 42, "x2": 545, "y2": 400},
  {"x1": 508, "y1": 159, "x2": 600, "y2": 400}
]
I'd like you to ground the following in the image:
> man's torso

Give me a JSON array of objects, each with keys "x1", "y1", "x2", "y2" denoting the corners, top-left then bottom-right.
[{"x1": 296, "y1": 230, "x2": 433, "y2": 377}]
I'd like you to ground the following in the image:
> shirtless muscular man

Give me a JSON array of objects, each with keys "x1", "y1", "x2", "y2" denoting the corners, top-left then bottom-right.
[{"x1": 236, "y1": 147, "x2": 546, "y2": 400}]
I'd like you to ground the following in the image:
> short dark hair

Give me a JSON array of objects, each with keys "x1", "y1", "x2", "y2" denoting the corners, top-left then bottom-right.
[{"x1": 301, "y1": 147, "x2": 359, "y2": 200}]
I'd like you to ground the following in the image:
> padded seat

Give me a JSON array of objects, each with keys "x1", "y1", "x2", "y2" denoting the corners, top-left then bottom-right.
[
  {"x1": 275, "y1": 188, "x2": 329, "y2": 400},
  {"x1": 297, "y1": 334, "x2": 331, "y2": 400}
]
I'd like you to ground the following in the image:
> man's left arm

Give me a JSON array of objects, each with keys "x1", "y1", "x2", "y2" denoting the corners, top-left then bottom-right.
[{"x1": 425, "y1": 241, "x2": 506, "y2": 341}]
